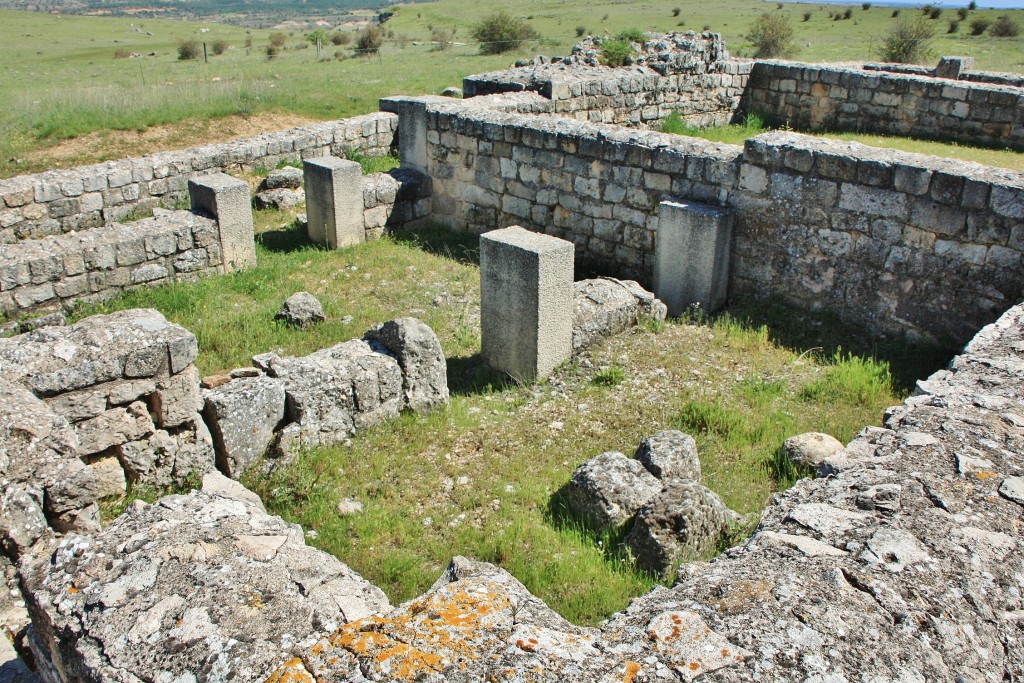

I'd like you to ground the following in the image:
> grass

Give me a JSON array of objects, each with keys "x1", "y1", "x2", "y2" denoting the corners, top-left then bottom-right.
[
  {"x1": 75, "y1": 207, "x2": 937, "y2": 624},
  {"x1": 1, "y1": 1, "x2": 1023, "y2": 177}
]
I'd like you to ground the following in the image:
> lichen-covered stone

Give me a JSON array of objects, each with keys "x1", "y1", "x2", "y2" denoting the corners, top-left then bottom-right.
[
  {"x1": 365, "y1": 317, "x2": 449, "y2": 412},
  {"x1": 22, "y1": 474, "x2": 390, "y2": 683},
  {"x1": 782, "y1": 431, "x2": 845, "y2": 471},
  {"x1": 263, "y1": 167, "x2": 304, "y2": 190},
  {"x1": 634, "y1": 430, "x2": 701, "y2": 481},
  {"x1": 203, "y1": 376, "x2": 286, "y2": 478},
  {"x1": 572, "y1": 278, "x2": 667, "y2": 353},
  {"x1": 564, "y1": 451, "x2": 662, "y2": 529},
  {"x1": 275, "y1": 291, "x2": 325, "y2": 328}
]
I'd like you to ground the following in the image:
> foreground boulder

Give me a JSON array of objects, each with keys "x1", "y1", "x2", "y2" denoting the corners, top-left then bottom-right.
[
  {"x1": 275, "y1": 291, "x2": 325, "y2": 328},
  {"x1": 564, "y1": 451, "x2": 662, "y2": 529},
  {"x1": 203, "y1": 376, "x2": 286, "y2": 477},
  {"x1": 782, "y1": 431, "x2": 845, "y2": 472},
  {"x1": 22, "y1": 472, "x2": 390, "y2": 683},
  {"x1": 634, "y1": 429, "x2": 701, "y2": 481}
]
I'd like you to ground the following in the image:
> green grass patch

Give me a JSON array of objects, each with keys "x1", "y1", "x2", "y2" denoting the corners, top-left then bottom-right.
[{"x1": 73, "y1": 213, "x2": 938, "y2": 623}]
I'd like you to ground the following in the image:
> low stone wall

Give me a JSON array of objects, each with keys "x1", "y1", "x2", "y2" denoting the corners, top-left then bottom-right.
[
  {"x1": 361, "y1": 168, "x2": 432, "y2": 239},
  {"x1": 463, "y1": 60, "x2": 751, "y2": 127},
  {"x1": 742, "y1": 60, "x2": 1024, "y2": 150},
  {"x1": 0, "y1": 113, "x2": 397, "y2": 244},
  {"x1": 394, "y1": 94, "x2": 1024, "y2": 343}
]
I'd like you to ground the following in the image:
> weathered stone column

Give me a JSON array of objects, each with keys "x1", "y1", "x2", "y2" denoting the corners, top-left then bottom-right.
[
  {"x1": 936, "y1": 56, "x2": 975, "y2": 80},
  {"x1": 188, "y1": 173, "x2": 256, "y2": 272},
  {"x1": 655, "y1": 200, "x2": 733, "y2": 317},
  {"x1": 303, "y1": 157, "x2": 364, "y2": 249},
  {"x1": 480, "y1": 226, "x2": 574, "y2": 382}
]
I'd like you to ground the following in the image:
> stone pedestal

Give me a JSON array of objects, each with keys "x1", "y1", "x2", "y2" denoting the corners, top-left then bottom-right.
[
  {"x1": 655, "y1": 200, "x2": 733, "y2": 317},
  {"x1": 188, "y1": 173, "x2": 255, "y2": 272},
  {"x1": 480, "y1": 226, "x2": 574, "y2": 382},
  {"x1": 304, "y1": 157, "x2": 363, "y2": 249},
  {"x1": 936, "y1": 56, "x2": 975, "y2": 80}
]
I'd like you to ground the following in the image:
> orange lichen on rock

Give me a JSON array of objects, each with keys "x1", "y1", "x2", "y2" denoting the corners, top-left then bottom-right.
[
  {"x1": 623, "y1": 661, "x2": 642, "y2": 682},
  {"x1": 263, "y1": 658, "x2": 315, "y2": 683}
]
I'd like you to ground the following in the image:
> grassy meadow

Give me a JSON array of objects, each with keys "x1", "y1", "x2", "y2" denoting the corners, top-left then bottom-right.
[
  {"x1": 81, "y1": 203, "x2": 941, "y2": 623},
  {"x1": 2, "y1": 0, "x2": 1024, "y2": 177}
]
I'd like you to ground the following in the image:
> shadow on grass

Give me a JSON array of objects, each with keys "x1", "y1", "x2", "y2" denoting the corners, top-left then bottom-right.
[
  {"x1": 723, "y1": 297, "x2": 954, "y2": 395},
  {"x1": 255, "y1": 220, "x2": 321, "y2": 254},
  {"x1": 390, "y1": 227, "x2": 481, "y2": 265},
  {"x1": 445, "y1": 353, "x2": 516, "y2": 397}
]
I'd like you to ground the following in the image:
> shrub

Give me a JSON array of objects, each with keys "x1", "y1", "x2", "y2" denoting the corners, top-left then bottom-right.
[
  {"x1": 211, "y1": 39, "x2": 228, "y2": 55},
  {"x1": 616, "y1": 27, "x2": 646, "y2": 43},
  {"x1": 990, "y1": 15, "x2": 1021, "y2": 37},
  {"x1": 331, "y1": 32, "x2": 350, "y2": 46},
  {"x1": 356, "y1": 25, "x2": 385, "y2": 55},
  {"x1": 177, "y1": 39, "x2": 200, "y2": 60},
  {"x1": 471, "y1": 12, "x2": 539, "y2": 55},
  {"x1": 600, "y1": 39, "x2": 635, "y2": 66},
  {"x1": 969, "y1": 1, "x2": 977, "y2": 9},
  {"x1": 672, "y1": 7, "x2": 681, "y2": 17},
  {"x1": 305, "y1": 29, "x2": 327, "y2": 45},
  {"x1": 244, "y1": 34, "x2": 253, "y2": 48},
  {"x1": 803, "y1": 11, "x2": 812, "y2": 21},
  {"x1": 431, "y1": 27, "x2": 453, "y2": 51},
  {"x1": 575, "y1": 25, "x2": 587, "y2": 37},
  {"x1": 957, "y1": 8, "x2": 969, "y2": 20},
  {"x1": 113, "y1": 47, "x2": 131, "y2": 59},
  {"x1": 843, "y1": 8, "x2": 853, "y2": 19},
  {"x1": 929, "y1": 7, "x2": 942, "y2": 19},
  {"x1": 746, "y1": 13, "x2": 796, "y2": 58},
  {"x1": 878, "y1": 16, "x2": 936, "y2": 63},
  {"x1": 892, "y1": 9, "x2": 900, "y2": 17},
  {"x1": 948, "y1": 19, "x2": 960, "y2": 33},
  {"x1": 269, "y1": 32, "x2": 286, "y2": 47},
  {"x1": 862, "y1": 2, "x2": 871, "y2": 9},
  {"x1": 970, "y1": 17, "x2": 992, "y2": 35},
  {"x1": 265, "y1": 44, "x2": 280, "y2": 58}
]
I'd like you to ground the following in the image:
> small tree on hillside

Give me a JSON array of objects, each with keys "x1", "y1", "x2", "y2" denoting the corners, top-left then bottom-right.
[
  {"x1": 471, "y1": 12, "x2": 539, "y2": 55},
  {"x1": 746, "y1": 13, "x2": 796, "y2": 58},
  {"x1": 878, "y1": 16, "x2": 936, "y2": 63},
  {"x1": 356, "y1": 25, "x2": 385, "y2": 56}
]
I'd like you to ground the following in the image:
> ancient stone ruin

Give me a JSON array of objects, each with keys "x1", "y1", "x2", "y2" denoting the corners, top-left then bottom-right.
[{"x1": 1, "y1": 30, "x2": 1024, "y2": 682}]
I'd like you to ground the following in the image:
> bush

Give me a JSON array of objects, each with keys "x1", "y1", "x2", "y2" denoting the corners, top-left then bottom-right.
[
  {"x1": 948, "y1": 20, "x2": 960, "y2": 33},
  {"x1": 990, "y1": 15, "x2": 1021, "y2": 37},
  {"x1": 957, "y1": 8, "x2": 969, "y2": 20},
  {"x1": 269, "y1": 32, "x2": 286, "y2": 47},
  {"x1": 306, "y1": 29, "x2": 327, "y2": 45},
  {"x1": 575, "y1": 25, "x2": 587, "y2": 37},
  {"x1": 177, "y1": 39, "x2": 200, "y2": 60},
  {"x1": 862, "y1": 2, "x2": 871, "y2": 9},
  {"x1": 929, "y1": 7, "x2": 942, "y2": 19},
  {"x1": 843, "y1": 8, "x2": 853, "y2": 19},
  {"x1": 878, "y1": 16, "x2": 936, "y2": 63},
  {"x1": 331, "y1": 32, "x2": 350, "y2": 46},
  {"x1": 600, "y1": 39, "x2": 635, "y2": 66},
  {"x1": 244, "y1": 34, "x2": 253, "y2": 49},
  {"x1": 746, "y1": 13, "x2": 796, "y2": 58},
  {"x1": 803, "y1": 11, "x2": 812, "y2": 21},
  {"x1": 113, "y1": 47, "x2": 131, "y2": 59},
  {"x1": 471, "y1": 11, "x2": 539, "y2": 55},
  {"x1": 616, "y1": 27, "x2": 646, "y2": 43},
  {"x1": 969, "y1": 1, "x2": 977, "y2": 9},
  {"x1": 265, "y1": 44, "x2": 280, "y2": 59},
  {"x1": 431, "y1": 27, "x2": 453, "y2": 51},
  {"x1": 355, "y1": 25, "x2": 385, "y2": 55},
  {"x1": 892, "y1": 9, "x2": 900, "y2": 17},
  {"x1": 672, "y1": 7, "x2": 681, "y2": 17},
  {"x1": 970, "y1": 17, "x2": 992, "y2": 35},
  {"x1": 211, "y1": 39, "x2": 228, "y2": 55}
]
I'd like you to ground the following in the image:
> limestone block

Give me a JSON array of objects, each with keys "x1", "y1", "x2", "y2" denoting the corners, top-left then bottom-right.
[
  {"x1": 188, "y1": 173, "x2": 256, "y2": 272},
  {"x1": 304, "y1": 157, "x2": 363, "y2": 249},
  {"x1": 365, "y1": 317, "x2": 449, "y2": 413},
  {"x1": 480, "y1": 226, "x2": 574, "y2": 382},
  {"x1": 203, "y1": 376, "x2": 286, "y2": 479},
  {"x1": 655, "y1": 200, "x2": 733, "y2": 316},
  {"x1": 87, "y1": 456, "x2": 128, "y2": 499},
  {"x1": 634, "y1": 430, "x2": 701, "y2": 482},
  {"x1": 151, "y1": 366, "x2": 203, "y2": 429},
  {"x1": 564, "y1": 451, "x2": 662, "y2": 530},
  {"x1": 571, "y1": 278, "x2": 667, "y2": 353},
  {"x1": 73, "y1": 401, "x2": 154, "y2": 456}
]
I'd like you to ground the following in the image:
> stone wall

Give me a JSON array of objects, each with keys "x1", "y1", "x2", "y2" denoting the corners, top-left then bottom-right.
[
  {"x1": 395, "y1": 95, "x2": 1024, "y2": 344},
  {"x1": 742, "y1": 60, "x2": 1024, "y2": 150},
  {"x1": 0, "y1": 113, "x2": 397, "y2": 244},
  {"x1": 361, "y1": 168, "x2": 432, "y2": 239}
]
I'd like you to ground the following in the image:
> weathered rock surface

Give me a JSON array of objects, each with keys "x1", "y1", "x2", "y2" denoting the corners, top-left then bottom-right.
[
  {"x1": 782, "y1": 431, "x2": 845, "y2": 471},
  {"x1": 571, "y1": 278, "x2": 667, "y2": 353},
  {"x1": 254, "y1": 188, "x2": 304, "y2": 211},
  {"x1": 275, "y1": 292, "x2": 325, "y2": 328},
  {"x1": 21, "y1": 472, "x2": 390, "y2": 683},
  {"x1": 625, "y1": 481, "x2": 741, "y2": 577},
  {"x1": 263, "y1": 167, "x2": 304, "y2": 190},
  {"x1": 634, "y1": 429, "x2": 701, "y2": 481},
  {"x1": 203, "y1": 376, "x2": 286, "y2": 478},
  {"x1": 365, "y1": 317, "x2": 449, "y2": 412},
  {"x1": 564, "y1": 451, "x2": 662, "y2": 529}
]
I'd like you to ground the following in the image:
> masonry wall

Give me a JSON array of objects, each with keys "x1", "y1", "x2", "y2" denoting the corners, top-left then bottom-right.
[
  {"x1": 463, "y1": 61, "x2": 751, "y2": 127},
  {"x1": 412, "y1": 97, "x2": 1024, "y2": 344},
  {"x1": 742, "y1": 61, "x2": 1024, "y2": 150},
  {"x1": 0, "y1": 113, "x2": 397, "y2": 244}
]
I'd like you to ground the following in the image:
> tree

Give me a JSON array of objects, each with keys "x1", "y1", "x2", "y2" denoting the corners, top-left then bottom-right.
[
  {"x1": 471, "y1": 12, "x2": 539, "y2": 55},
  {"x1": 356, "y1": 25, "x2": 384, "y2": 56},
  {"x1": 306, "y1": 29, "x2": 327, "y2": 45},
  {"x1": 746, "y1": 13, "x2": 796, "y2": 58},
  {"x1": 878, "y1": 16, "x2": 936, "y2": 63}
]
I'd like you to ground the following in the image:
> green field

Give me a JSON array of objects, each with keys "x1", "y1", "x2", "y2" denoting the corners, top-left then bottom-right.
[{"x1": 1, "y1": 1, "x2": 1023, "y2": 178}]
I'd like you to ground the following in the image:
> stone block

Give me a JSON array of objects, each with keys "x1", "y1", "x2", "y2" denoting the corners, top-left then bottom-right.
[
  {"x1": 480, "y1": 226, "x2": 574, "y2": 382},
  {"x1": 188, "y1": 173, "x2": 256, "y2": 272},
  {"x1": 304, "y1": 157, "x2": 364, "y2": 249},
  {"x1": 203, "y1": 376, "x2": 286, "y2": 478},
  {"x1": 151, "y1": 366, "x2": 203, "y2": 429},
  {"x1": 936, "y1": 56, "x2": 975, "y2": 80},
  {"x1": 654, "y1": 200, "x2": 733, "y2": 317}
]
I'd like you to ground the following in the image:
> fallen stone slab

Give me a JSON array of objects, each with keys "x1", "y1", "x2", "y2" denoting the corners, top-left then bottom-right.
[
  {"x1": 254, "y1": 188, "x2": 305, "y2": 211},
  {"x1": 263, "y1": 166, "x2": 304, "y2": 190},
  {"x1": 571, "y1": 277, "x2": 667, "y2": 354},
  {"x1": 365, "y1": 317, "x2": 449, "y2": 412},
  {"x1": 21, "y1": 473, "x2": 390, "y2": 683}
]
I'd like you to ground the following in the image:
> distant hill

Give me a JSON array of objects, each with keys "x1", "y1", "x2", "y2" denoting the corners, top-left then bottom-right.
[{"x1": 0, "y1": 0, "x2": 424, "y2": 26}]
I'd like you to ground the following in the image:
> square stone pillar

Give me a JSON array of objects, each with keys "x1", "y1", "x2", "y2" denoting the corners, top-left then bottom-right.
[
  {"x1": 480, "y1": 226, "x2": 574, "y2": 383},
  {"x1": 304, "y1": 157, "x2": 364, "y2": 249},
  {"x1": 655, "y1": 200, "x2": 734, "y2": 317},
  {"x1": 188, "y1": 173, "x2": 256, "y2": 272},
  {"x1": 936, "y1": 56, "x2": 975, "y2": 80}
]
